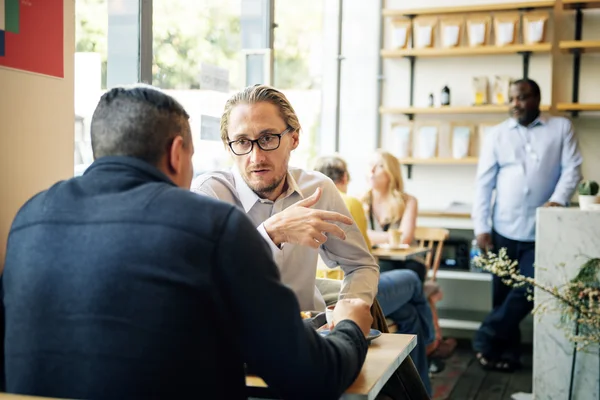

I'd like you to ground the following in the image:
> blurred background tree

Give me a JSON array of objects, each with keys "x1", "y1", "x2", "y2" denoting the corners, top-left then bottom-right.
[{"x1": 75, "y1": 0, "x2": 322, "y2": 90}]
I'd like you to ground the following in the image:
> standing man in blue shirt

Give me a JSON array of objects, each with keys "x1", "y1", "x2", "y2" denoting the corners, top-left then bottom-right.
[{"x1": 472, "y1": 79, "x2": 582, "y2": 371}]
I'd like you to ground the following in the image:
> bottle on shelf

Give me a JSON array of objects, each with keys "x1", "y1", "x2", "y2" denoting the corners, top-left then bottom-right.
[
  {"x1": 428, "y1": 93, "x2": 434, "y2": 107},
  {"x1": 441, "y1": 85, "x2": 451, "y2": 106},
  {"x1": 469, "y1": 239, "x2": 482, "y2": 272}
]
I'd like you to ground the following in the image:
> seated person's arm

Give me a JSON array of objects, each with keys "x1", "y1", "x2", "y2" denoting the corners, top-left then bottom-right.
[
  {"x1": 367, "y1": 229, "x2": 390, "y2": 246},
  {"x1": 317, "y1": 182, "x2": 379, "y2": 306},
  {"x1": 367, "y1": 195, "x2": 417, "y2": 246},
  {"x1": 399, "y1": 195, "x2": 418, "y2": 245},
  {"x1": 216, "y1": 208, "x2": 370, "y2": 400},
  {"x1": 192, "y1": 177, "x2": 350, "y2": 256}
]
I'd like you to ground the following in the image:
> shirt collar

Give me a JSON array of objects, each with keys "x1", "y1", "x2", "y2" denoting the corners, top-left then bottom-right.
[
  {"x1": 508, "y1": 115, "x2": 546, "y2": 130},
  {"x1": 231, "y1": 166, "x2": 304, "y2": 212}
]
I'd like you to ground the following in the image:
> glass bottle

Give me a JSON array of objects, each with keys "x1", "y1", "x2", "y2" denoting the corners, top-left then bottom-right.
[
  {"x1": 441, "y1": 85, "x2": 451, "y2": 106},
  {"x1": 469, "y1": 239, "x2": 481, "y2": 272}
]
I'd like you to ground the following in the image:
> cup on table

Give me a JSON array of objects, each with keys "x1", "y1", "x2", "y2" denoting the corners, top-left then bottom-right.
[
  {"x1": 325, "y1": 305, "x2": 335, "y2": 327},
  {"x1": 388, "y1": 229, "x2": 402, "y2": 247}
]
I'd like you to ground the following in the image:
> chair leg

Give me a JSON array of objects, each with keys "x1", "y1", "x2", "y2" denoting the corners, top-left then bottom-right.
[{"x1": 378, "y1": 356, "x2": 431, "y2": 400}]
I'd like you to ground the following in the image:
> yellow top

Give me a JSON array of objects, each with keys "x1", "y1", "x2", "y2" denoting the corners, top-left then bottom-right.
[
  {"x1": 339, "y1": 191, "x2": 372, "y2": 250},
  {"x1": 316, "y1": 191, "x2": 371, "y2": 281}
]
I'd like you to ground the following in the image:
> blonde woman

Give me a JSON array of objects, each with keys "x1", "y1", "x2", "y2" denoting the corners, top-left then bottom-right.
[
  {"x1": 363, "y1": 150, "x2": 418, "y2": 247},
  {"x1": 362, "y1": 150, "x2": 457, "y2": 374}
]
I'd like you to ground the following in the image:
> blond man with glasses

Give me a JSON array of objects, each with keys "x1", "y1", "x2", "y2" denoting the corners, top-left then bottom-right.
[{"x1": 192, "y1": 85, "x2": 380, "y2": 313}]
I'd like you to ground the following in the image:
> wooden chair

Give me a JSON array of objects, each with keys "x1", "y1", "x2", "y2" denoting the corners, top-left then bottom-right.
[{"x1": 413, "y1": 226, "x2": 450, "y2": 282}]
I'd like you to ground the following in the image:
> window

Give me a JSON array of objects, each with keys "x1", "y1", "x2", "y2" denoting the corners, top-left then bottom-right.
[
  {"x1": 274, "y1": 0, "x2": 324, "y2": 169},
  {"x1": 153, "y1": 0, "x2": 242, "y2": 176},
  {"x1": 74, "y1": 0, "x2": 108, "y2": 175},
  {"x1": 74, "y1": 0, "x2": 327, "y2": 177}
]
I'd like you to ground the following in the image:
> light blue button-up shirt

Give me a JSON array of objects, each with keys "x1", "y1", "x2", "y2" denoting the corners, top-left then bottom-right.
[{"x1": 472, "y1": 116, "x2": 583, "y2": 242}]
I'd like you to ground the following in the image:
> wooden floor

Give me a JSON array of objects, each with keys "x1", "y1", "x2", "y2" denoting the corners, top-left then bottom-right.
[{"x1": 431, "y1": 343, "x2": 532, "y2": 400}]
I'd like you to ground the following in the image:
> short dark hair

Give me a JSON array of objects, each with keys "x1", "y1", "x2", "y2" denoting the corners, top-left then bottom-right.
[
  {"x1": 313, "y1": 155, "x2": 348, "y2": 184},
  {"x1": 91, "y1": 85, "x2": 191, "y2": 166},
  {"x1": 512, "y1": 78, "x2": 541, "y2": 98}
]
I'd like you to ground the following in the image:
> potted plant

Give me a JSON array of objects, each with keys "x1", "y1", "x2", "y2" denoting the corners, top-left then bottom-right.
[
  {"x1": 578, "y1": 180, "x2": 600, "y2": 210},
  {"x1": 473, "y1": 251, "x2": 600, "y2": 400}
]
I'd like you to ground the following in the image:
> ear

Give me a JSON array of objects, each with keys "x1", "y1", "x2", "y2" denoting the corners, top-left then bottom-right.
[
  {"x1": 223, "y1": 141, "x2": 234, "y2": 156},
  {"x1": 342, "y1": 172, "x2": 349, "y2": 185},
  {"x1": 290, "y1": 130, "x2": 300, "y2": 150},
  {"x1": 167, "y1": 136, "x2": 186, "y2": 175}
]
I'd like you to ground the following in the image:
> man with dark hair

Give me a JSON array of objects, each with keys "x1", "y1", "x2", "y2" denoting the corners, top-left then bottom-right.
[
  {"x1": 2, "y1": 85, "x2": 373, "y2": 399},
  {"x1": 472, "y1": 78, "x2": 583, "y2": 371}
]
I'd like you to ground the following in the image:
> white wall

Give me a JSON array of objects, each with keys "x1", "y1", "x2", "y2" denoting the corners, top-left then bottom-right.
[
  {"x1": 325, "y1": 0, "x2": 600, "y2": 210},
  {"x1": 0, "y1": 0, "x2": 75, "y2": 270}
]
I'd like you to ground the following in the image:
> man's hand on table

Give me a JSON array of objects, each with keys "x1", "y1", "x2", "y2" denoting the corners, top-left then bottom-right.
[
  {"x1": 263, "y1": 187, "x2": 353, "y2": 249},
  {"x1": 332, "y1": 298, "x2": 373, "y2": 336}
]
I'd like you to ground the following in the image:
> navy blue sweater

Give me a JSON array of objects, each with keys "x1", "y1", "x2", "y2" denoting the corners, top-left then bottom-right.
[{"x1": 2, "y1": 156, "x2": 367, "y2": 399}]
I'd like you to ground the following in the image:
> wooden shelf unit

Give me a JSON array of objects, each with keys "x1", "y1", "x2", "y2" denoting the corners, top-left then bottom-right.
[
  {"x1": 376, "y1": 2, "x2": 559, "y2": 181},
  {"x1": 400, "y1": 157, "x2": 478, "y2": 165},
  {"x1": 419, "y1": 211, "x2": 472, "y2": 219},
  {"x1": 559, "y1": 40, "x2": 600, "y2": 53},
  {"x1": 381, "y1": 43, "x2": 551, "y2": 58},
  {"x1": 400, "y1": 158, "x2": 479, "y2": 179},
  {"x1": 380, "y1": 105, "x2": 551, "y2": 115},
  {"x1": 557, "y1": 103, "x2": 600, "y2": 112},
  {"x1": 563, "y1": 0, "x2": 600, "y2": 10},
  {"x1": 382, "y1": 1, "x2": 556, "y2": 17},
  {"x1": 561, "y1": 0, "x2": 600, "y2": 115}
]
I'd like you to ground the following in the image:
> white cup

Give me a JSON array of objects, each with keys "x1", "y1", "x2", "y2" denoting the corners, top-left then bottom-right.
[{"x1": 325, "y1": 305, "x2": 335, "y2": 327}]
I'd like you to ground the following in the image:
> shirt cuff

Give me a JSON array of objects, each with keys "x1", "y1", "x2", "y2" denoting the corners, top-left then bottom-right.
[
  {"x1": 473, "y1": 220, "x2": 492, "y2": 236},
  {"x1": 548, "y1": 195, "x2": 567, "y2": 206},
  {"x1": 257, "y1": 223, "x2": 283, "y2": 256}
]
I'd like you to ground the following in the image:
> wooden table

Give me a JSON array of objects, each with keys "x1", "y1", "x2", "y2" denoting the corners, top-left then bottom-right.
[
  {"x1": 246, "y1": 333, "x2": 416, "y2": 400},
  {"x1": 371, "y1": 246, "x2": 430, "y2": 261}
]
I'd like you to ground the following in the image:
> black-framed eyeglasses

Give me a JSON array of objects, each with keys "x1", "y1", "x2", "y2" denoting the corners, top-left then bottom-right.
[{"x1": 227, "y1": 127, "x2": 292, "y2": 156}]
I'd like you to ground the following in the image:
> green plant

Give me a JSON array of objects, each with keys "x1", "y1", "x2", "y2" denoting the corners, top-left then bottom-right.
[
  {"x1": 473, "y1": 250, "x2": 600, "y2": 350},
  {"x1": 578, "y1": 180, "x2": 599, "y2": 196}
]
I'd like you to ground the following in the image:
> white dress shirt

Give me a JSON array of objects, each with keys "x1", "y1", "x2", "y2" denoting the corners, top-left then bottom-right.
[
  {"x1": 473, "y1": 116, "x2": 583, "y2": 242},
  {"x1": 191, "y1": 167, "x2": 380, "y2": 311}
]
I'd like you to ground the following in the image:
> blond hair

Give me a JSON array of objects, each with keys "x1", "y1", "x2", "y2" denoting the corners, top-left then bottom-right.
[
  {"x1": 220, "y1": 85, "x2": 302, "y2": 143},
  {"x1": 362, "y1": 150, "x2": 406, "y2": 225}
]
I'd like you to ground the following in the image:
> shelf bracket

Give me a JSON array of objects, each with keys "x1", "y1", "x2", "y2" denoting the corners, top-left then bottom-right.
[
  {"x1": 571, "y1": 7, "x2": 584, "y2": 118},
  {"x1": 406, "y1": 164, "x2": 413, "y2": 179},
  {"x1": 405, "y1": 15, "x2": 416, "y2": 119},
  {"x1": 406, "y1": 55, "x2": 416, "y2": 108},
  {"x1": 519, "y1": 51, "x2": 532, "y2": 79}
]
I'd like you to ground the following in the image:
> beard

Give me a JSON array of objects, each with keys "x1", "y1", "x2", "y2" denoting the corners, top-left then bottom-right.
[{"x1": 243, "y1": 167, "x2": 287, "y2": 199}]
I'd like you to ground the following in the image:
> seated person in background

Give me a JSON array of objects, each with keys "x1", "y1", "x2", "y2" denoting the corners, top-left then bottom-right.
[
  {"x1": 313, "y1": 155, "x2": 372, "y2": 248},
  {"x1": 363, "y1": 150, "x2": 425, "y2": 280},
  {"x1": 314, "y1": 154, "x2": 434, "y2": 395},
  {"x1": 191, "y1": 84, "x2": 380, "y2": 313},
  {"x1": 1, "y1": 85, "x2": 373, "y2": 400}
]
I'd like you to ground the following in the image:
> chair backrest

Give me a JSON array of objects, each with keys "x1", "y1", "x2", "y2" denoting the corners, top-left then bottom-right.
[{"x1": 413, "y1": 227, "x2": 450, "y2": 280}]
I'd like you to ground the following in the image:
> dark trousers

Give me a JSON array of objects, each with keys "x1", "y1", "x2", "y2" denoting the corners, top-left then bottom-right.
[{"x1": 473, "y1": 231, "x2": 535, "y2": 362}]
